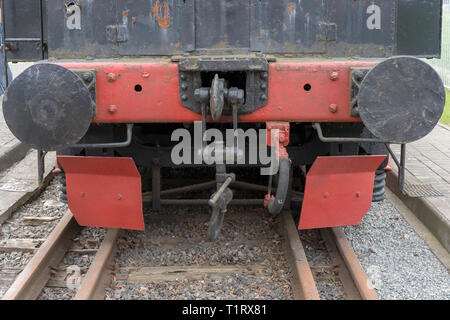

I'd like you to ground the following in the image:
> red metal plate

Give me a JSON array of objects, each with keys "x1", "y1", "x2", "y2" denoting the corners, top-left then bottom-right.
[
  {"x1": 59, "y1": 60, "x2": 375, "y2": 123},
  {"x1": 57, "y1": 156, "x2": 144, "y2": 231},
  {"x1": 298, "y1": 155, "x2": 386, "y2": 230}
]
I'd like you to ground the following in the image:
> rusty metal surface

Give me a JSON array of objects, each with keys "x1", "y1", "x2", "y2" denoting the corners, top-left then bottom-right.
[
  {"x1": 330, "y1": 227, "x2": 378, "y2": 300},
  {"x1": 319, "y1": 228, "x2": 362, "y2": 300},
  {"x1": 4, "y1": 0, "x2": 441, "y2": 60},
  {"x1": 281, "y1": 211, "x2": 320, "y2": 300},
  {"x1": 1, "y1": 211, "x2": 81, "y2": 300},
  {"x1": 74, "y1": 228, "x2": 121, "y2": 300}
]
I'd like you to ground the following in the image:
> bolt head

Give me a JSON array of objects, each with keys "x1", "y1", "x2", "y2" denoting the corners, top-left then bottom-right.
[
  {"x1": 260, "y1": 94, "x2": 267, "y2": 101},
  {"x1": 107, "y1": 73, "x2": 117, "y2": 82},
  {"x1": 181, "y1": 94, "x2": 188, "y2": 101},
  {"x1": 329, "y1": 104, "x2": 338, "y2": 113},
  {"x1": 260, "y1": 83, "x2": 267, "y2": 90},
  {"x1": 108, "y1": 105, "x2": 118, "y2": 114},
  {"x1": 261, "y1": 72, "x2": 268, "y2": 80},
  {"x1": 180, "y1": 73, "x2": 187, "y2": 80},
  {"x1": 330, "y1": 71, "x2": 339, "y2": 81},
  {"x1": 181, "y1": 83, "x2": 188, "y2": 91}
]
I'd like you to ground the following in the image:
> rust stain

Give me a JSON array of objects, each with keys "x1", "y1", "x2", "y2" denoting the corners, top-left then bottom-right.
[
  {"x1": 260, "y1": 29, "x2": 267, "y2": 36},
  {"x1": 287, "y1": 4, "x2": 297, "y2": 15},
  {"x1": 150, "y1": 0, "x2": 171, "y2": 29},
  {"x1": 122, "y1": 11, "x2": 129, "y2": 17},
  {"x1": 132, "y1": 17, "x2": 137, "y2": 23},
  {"x1": 170, "y1": 42, "x2": 181, "y2": 47}
]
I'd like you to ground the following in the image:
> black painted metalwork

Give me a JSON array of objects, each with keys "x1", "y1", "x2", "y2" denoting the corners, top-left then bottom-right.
[
  {"x1": 72, "y1": 124, "x2": 133, "y2": 149},
  {"x1": 372, "y1": 170, "x2": 387, "y2": 202},
  {"x1": 385, "y1": 144, "x2": 407, "y2": 192},
  {"x1": 37, "y1": 150, "x2": 46, "y2": 185},
  {"x1": 2, "y1": 1, "x2": 443, "y2": 60},
  {"x1": 358, "y1": 56, "x2": 445, "y2": 144},
  {"x1": 179, "y1": 56, "x2": 268, "y2": 115},
  {"x1": 2, "y1": 63, "x2": 94, "y2": 151},
  {"x1": 152, "y1": 158, "x2": 161, "y2": 211},
  {"x1": 313, "y1": 123, "x2": 388, "y2": 144}
]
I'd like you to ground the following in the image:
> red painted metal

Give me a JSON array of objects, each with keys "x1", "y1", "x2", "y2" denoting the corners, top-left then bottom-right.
[
  {"x1": 57, "y1": 156, "x2": 144, "y2": 231},
  {"x1": 58, "y1": 60, "x2": 376, "y2": 123},
  {"x1": 298, "y1": 155, "x2": 386, "y2": 230},
  {"x1": 266, "y1": 121, "x2": 290, "y2": 159}
]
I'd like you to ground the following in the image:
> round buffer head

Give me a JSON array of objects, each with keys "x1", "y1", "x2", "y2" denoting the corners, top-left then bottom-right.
[
  {"x1": 3, "y1": 63, "x2": 94, "y2": 151},
  {"x1": 357, "y1": 56, "x2": 445, "y2": 144}
]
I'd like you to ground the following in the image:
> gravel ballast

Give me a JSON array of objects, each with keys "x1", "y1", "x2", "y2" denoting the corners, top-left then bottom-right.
[
  {"x1": 1, "y1": 173, "x2": 449, "y2": 300},
  {"x1": 344, "y1": 200, "x2": 450, "y2": 300},
  {"x1": 106, "y1": 207, "x2": 294, "y2": 300}
]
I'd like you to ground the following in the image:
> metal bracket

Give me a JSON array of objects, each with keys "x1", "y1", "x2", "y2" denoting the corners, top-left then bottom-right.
[
  {"x1": 318, "y1": 22, "x2": 337, "y2": 41},
  {"x1": 349, "y1": 68, "x2": 371, "y2": 117},
  {"x1": 106, "y1": 25, "x2": 129, "y2": 43},
  {"x1": 72, "y1": 124, "x2": 133, "y2": 149},
  {"x1": 385, "y1": 144, "x2": 406, "y2": 192},
  {"x1": 178, "y1": 56, "x2": 269, "y2": 115},
  {"x1": 71, "y1": 69, "x2": 97, "y2": 109},
  {"x1": 313, "y1": 123, "x2": 389, "y2": 144}
]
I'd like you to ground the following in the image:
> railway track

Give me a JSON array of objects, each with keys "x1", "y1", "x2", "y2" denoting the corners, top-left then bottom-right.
[{"x1": 1, "y1": 207, "x2": 377, "y2": 300}]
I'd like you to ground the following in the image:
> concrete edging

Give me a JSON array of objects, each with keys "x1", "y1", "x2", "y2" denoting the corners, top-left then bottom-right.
[
  {"x1": 0, "y1": 142, "x2": 30, "y2": 173},
  {"x1": 386, "y1": 171, "x2": 450, "y2": 252}
]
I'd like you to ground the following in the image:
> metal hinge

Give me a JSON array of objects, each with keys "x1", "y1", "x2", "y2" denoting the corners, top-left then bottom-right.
[
  {"x1": 318, "y1": 22, "x2": 337, "y2": 41},
  {"x1": 106, "y1": 25, "x2": 129, "y2": 43}
]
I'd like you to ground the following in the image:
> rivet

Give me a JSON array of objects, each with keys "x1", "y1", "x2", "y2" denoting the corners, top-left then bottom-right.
[
  {"x1": 260, "y1": 83, "x2": 267, "y2": 90},
  {"x1": 330, "y1": 71, "x2": 339, "y2": 81},
  {"x1": 260, "y1": 72, "x2": 268, "y2": 80},
  {"x1": 118, "y1": 194, "x2": 123, "y2": 200},
  {"x1": 81, "y1": 192, "x2": 85, "y2": 198},
  {"x1": 329, "y1": 104, "x2": 338, "y2": 113},
  {"x1": 108, "y1": 105, "x2": 118, "y2": 114},
  {"x1": 180, "y1": 73, "x2": 187, "y2": 80},
  {"x1": 260, "y1": 94, "x2": 267, "y2": 101},
  {"x1": 324, "y1": 192, "x2": 329, "y2": 199},
  {"x1": 181, "y1": 83, "x2": 188, "y2": 91},
  {"x1": 356, "y1": 192, "x2": 361, "y2": 198},
  {"x1": 181, "y1": 94, "x2": 188, "y2": 101},
  {"x1": 107, "y1": 73, "x2": 117, "y2": 82}
]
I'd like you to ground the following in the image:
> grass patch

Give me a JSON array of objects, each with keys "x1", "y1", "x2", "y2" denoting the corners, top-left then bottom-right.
[{"x1": 442, "y1": 88, "x2": 450, "y2": 126}]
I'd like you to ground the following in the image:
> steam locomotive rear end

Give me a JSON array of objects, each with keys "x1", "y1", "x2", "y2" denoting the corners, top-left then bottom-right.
[{"x1": 1, "y1": 0, "x2": 445, "y2": 240}]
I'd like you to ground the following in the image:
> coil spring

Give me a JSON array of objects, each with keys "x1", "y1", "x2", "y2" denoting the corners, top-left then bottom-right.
[
  {"x1": 59, "y1": 174, "x2": 68, "y2": 204},
  {"x1": 372, "y1": 169, "x2": 386, "y2": 202}
]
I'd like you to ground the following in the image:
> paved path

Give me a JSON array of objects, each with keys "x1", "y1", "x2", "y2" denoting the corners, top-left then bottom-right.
[
  {"x1": 0, "y1": 63, "x2": 33, "y2": 173},
  {"x1": 390, "y1": 124, "x2": 450, "y2": 250},
  {"x1": 392, "y1": 124, "x2": 450, "y2": 193}
]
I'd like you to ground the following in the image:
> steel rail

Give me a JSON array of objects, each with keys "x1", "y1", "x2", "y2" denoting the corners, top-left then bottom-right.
[
  {"x1": 281, "y1": 211, "x2": 320, "y2": 300},
  {"x1": 1, "y1": 211, "x2": 81, "y2": 300},
  {"x1": 330, "y1": 227, "x2": 379, "y2": 300},
  {"x1": 74, "y1": 228, "x2": 121, "y2": 300}
]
